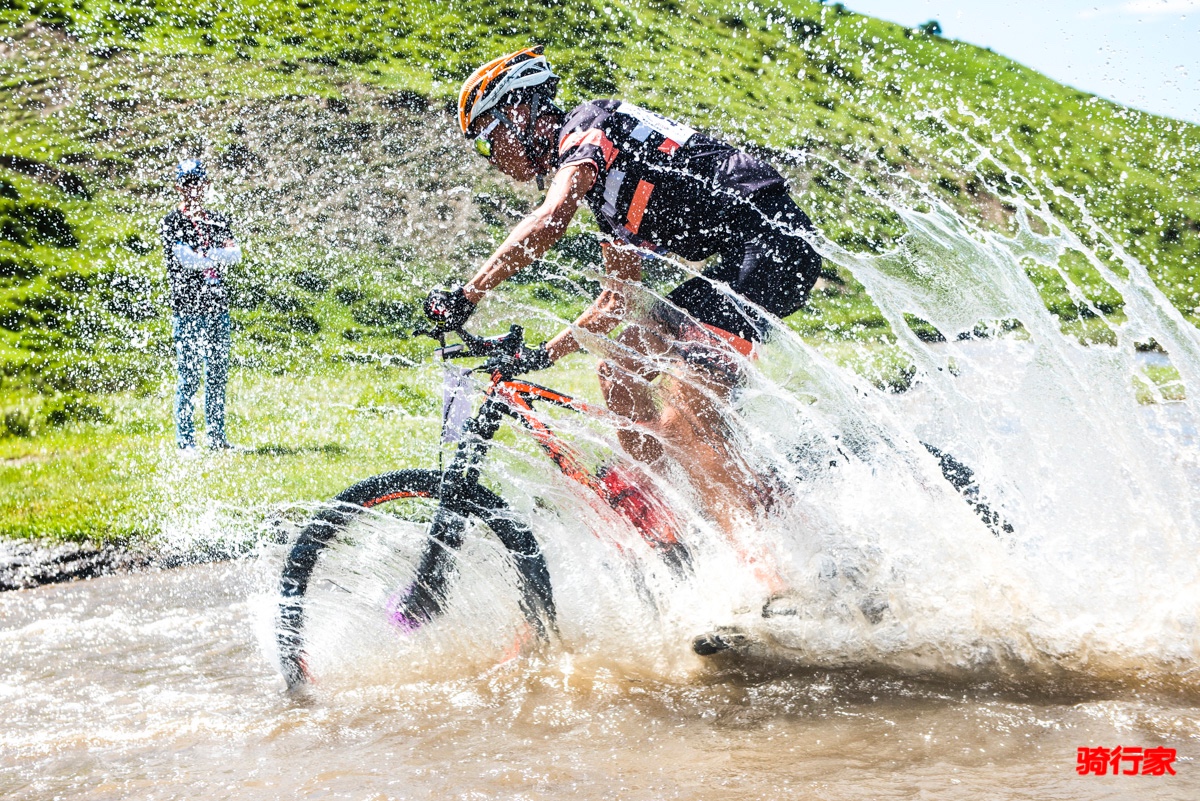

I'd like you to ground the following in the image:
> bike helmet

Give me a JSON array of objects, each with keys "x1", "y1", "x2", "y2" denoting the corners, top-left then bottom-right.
[{"x1": 457, "y1": 46, "x2": 559, "y2": 135}]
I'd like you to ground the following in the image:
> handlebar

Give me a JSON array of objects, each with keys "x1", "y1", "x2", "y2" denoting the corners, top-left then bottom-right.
[{"x1": 414, "y1": 324, "x2": 528, "y2": 368}]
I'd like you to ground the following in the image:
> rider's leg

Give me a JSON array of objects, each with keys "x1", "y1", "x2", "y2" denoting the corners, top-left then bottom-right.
[
  {"x1": 595, "y1": 300, "x2": 763, "y2": 528},
  {"x1": 649, "y1": 281, "x2": 766, "y2": 515},
  {"x1": 654, "y1": 188, "x2": 822, "y2": 525},
  {"x1": 595, "y1": 309, "x2": 784, "y2": 593},
  {"x1": 597, "y1": 322, "x2": 672, "y2": 464},
  {"x1": 598, "y1": 369, "x2": 661, "y2": 463},
  {"x1": 657, "y1": 358, "x2": 789, "y2": 594},
  {"x1": 657, "y1": 351, "x2": 761, "y2": 527}
]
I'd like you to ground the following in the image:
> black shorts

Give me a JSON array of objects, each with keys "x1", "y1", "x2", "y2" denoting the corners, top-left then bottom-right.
[{"x1": 664, "y1": 188, "x2": 821, "y2": 342}]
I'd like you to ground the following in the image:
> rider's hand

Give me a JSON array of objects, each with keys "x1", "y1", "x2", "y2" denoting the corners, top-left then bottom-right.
[
  {"x1": 516, "y1": 344, "x2": 554, "y2": 373},
  {"x1": 489, "y1": 343, "x2": 554, "y2": 378},
  {"x1": 423, "y1": 285, "x2": 476, "y2": 330}
]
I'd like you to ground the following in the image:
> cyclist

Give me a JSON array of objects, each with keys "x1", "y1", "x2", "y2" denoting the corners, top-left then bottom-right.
[{"x1": 425, "y1": 46, "x2": 823, "y2": 531}]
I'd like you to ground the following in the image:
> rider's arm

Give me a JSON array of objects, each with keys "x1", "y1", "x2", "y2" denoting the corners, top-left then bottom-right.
[
  {"x1": 462, "y1": 163, "x2": 596, "y2": 303},
  {"x1": 545, "y1": 242, "x2": 643, "y2": 362}
]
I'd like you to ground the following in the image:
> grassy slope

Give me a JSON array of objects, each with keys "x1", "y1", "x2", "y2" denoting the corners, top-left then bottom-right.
[{"x1": 1, "y1": 0, "x2": 1198, "y2": 542}]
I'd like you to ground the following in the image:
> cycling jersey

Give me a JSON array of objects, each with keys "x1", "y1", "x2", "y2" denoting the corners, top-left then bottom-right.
[
  {"x1": 558, "y1": 99, "x2": 785, "y2": 259},
  {"x1": 556, "y1": 100, "x2": 821, "y2": 341},
  {"x1": 665, "y1": 186, "x2": 820, "y2": 342}
]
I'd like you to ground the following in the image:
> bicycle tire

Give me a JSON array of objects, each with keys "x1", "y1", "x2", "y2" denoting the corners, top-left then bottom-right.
[{"x1": 277, "y1": 469, "x2": 554, "y2": 689}]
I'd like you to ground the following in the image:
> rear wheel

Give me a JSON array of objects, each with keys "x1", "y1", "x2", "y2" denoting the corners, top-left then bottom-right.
[{"x1": 276, "y1": 469, "x2": 554, "y2": 689}]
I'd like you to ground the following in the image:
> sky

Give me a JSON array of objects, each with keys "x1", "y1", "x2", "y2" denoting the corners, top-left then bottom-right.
[{"x1": 844, "y1": 0, "x2": 1200, "y2": 124}]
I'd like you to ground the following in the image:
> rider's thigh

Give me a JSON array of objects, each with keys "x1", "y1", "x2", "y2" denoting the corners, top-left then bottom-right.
[
  {"x1": 663, "y1": 369, "x2": 737, "y2": 431},
  {"x1": 597, "y1": 358, "x2": 658, "y2": 420},
  {"x1": 596, "y1": 322, "x2": 671, "y2": 381},
  {"x1": 619, "y1": 319, "x2": 673, "y2": 358}
]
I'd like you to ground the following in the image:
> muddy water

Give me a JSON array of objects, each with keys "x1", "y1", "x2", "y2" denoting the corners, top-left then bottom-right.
[{"x1": 2, "y1": 561, "x2": 1196, "y2": 800}]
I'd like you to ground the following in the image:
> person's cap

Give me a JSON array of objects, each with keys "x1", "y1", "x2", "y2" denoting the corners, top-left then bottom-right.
[{"x1": 175, "y1": 159, "x2": 208, "y2": 185}]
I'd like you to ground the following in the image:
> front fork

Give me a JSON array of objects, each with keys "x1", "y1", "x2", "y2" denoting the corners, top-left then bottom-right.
[{"x1": 387, "y1": 396, "x2": 523, "y2": 627}]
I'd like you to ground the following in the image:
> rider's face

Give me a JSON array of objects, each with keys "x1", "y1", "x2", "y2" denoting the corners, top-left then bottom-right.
[{"x1": 474, "y1": 105, "x2": 539, "y2": 182}]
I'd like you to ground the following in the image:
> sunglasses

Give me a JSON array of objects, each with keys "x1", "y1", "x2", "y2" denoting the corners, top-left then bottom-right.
[{"x1": 472, "y1": 118, "x2": 501, "y2": 160}]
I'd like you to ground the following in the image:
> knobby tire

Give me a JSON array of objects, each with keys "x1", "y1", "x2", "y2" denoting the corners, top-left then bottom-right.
[{"x1": 276, "y1": 469, "x2": 554, "y2": 689}]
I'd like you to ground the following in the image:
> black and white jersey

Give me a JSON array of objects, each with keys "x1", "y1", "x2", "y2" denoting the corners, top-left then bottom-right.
[{"x1": 556, "y1": 99, "x2": 786, "y2": 261}]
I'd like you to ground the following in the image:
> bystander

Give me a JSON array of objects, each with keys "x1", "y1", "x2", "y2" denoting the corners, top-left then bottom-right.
[{"x1": 160, "y1": 159, "x2": 242, "y2": 453}]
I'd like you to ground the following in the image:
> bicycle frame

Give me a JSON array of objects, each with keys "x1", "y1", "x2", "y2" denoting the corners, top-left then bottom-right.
[
  {"x1": 440, "y1": 350, "x2": 687, "y2": 566},
  {"x1": 276, "y1": 323, "x2": 742, "y2": 686},
  {"x1": 282, "y1": 324, "x2": 692, "y2": 676}
]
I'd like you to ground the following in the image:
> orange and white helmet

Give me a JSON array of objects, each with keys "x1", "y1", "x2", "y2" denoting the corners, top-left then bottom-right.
[{"x1": 457, "y1": 46, "x2": 559, "y2": 135}]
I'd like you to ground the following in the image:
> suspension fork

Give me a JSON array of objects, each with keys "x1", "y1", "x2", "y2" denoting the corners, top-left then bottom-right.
[
  {"x1": 395, "y1": 393, "x2": 514, "y2": 624},
  {"x1": 441, "y1": 393, "x2": 507, "y2": 494}
]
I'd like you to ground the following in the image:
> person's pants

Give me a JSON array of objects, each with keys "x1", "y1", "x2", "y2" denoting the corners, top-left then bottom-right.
[{"x1": 173, "y1": 312, "x2": 231, "y2": 448}]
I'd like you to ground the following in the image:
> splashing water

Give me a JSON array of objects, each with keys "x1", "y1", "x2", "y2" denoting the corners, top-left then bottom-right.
[
  {"x1": 6, "y1": 126, "x2": 1200, "y2": 801},
  {"x1": 743, "y1": 194, "x2": 1200, "y2": 686},
  {"x1": 272, "y1": 149, "x2": 1200, "y2": 700}
]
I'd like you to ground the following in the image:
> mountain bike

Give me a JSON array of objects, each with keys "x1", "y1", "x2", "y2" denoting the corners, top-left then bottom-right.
[{"x1": 276, "y1": 324, "x2": 691, "y2": 689}]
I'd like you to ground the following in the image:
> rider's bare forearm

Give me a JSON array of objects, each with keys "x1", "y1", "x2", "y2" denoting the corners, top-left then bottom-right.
[
  {"x1": 546, "y1": 287, "x2": 627, "y2": 361},
  {"x1": 546, "y1": 244, "x2": 642, "y2": 361},
  {"x1": 462, "y1": 163, "x2": 595, "y2": 304},
  {"x1": 463, "y1": 212, "x2": 566, "y2": 302}
]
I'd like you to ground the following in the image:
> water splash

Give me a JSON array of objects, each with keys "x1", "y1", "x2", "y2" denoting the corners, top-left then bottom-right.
[
  {"x1": 261, "y1": 138, "x2": 1200, "y2": 701},
  {"x1": 729, "y1": 159, "x2": 1200, "y2": 686}
]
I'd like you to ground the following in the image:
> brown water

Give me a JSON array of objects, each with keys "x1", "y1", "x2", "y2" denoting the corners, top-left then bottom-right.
[{"x1": 2, "y1": 561, "x2": 1196, "y2": 800}]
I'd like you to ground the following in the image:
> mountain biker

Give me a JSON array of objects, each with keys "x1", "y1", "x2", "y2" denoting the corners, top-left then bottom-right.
[{"x1": 425, "y1": 46, "x2": 823, "y2": 530}]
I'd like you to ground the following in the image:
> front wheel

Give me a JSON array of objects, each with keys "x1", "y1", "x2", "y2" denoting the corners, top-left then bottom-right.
[{"x1": 276, "y1": 469, "x2": 555, "y2": 689}]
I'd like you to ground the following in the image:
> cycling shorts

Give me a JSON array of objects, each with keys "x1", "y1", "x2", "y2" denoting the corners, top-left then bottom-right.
[{"x1": 663, "y1": 188, "x2": 821, "y2": 343}]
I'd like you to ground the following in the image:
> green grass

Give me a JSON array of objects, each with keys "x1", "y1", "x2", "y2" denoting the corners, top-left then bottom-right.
[
  {"x1": 1, "y1": 0, "x2": 1198, "y2": 542},
  {"x1": 0, "y1": 352, "x2": 605, "y2": 543}
]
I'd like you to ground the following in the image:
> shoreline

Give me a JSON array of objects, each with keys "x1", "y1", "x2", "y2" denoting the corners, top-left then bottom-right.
[{"x1": 0, "y1": 537, "x2": 249, "y2": 592}]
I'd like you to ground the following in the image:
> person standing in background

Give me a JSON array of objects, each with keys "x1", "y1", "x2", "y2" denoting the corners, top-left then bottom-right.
[{"x1": 160, "y1": 159, "x2": 242, "y2": 453}]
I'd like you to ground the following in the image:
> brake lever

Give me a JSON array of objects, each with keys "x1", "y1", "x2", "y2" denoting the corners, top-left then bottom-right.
[{"x1": 413, "y1": 325, "x2": 458, "y2": 341}]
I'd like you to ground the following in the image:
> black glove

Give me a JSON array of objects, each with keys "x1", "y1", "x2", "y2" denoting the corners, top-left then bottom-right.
[
  {"x1": 488, "y1": 343, "x2": 554, "y2": 378},
  {"x1": 515, "y1": 343, "x2": 554, "y2": 373},
  {"x1": 423, "y1": 285, "x2": 476, "y2": 330}
]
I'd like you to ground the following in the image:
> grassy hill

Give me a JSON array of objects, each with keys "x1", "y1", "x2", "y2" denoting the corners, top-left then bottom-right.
[{"x1": 1, "y1": 0, "x2": 1198, "y2": 542}]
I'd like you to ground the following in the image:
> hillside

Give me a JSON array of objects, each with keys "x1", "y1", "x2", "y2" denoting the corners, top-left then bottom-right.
[{"x1": 1, "y1": 0, "x2": 1198, "y2": 542}]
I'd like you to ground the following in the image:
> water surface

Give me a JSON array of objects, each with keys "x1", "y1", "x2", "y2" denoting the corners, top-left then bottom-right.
[{"x1": 2, "y1": 561, "x2": 1195, "y2": 800}]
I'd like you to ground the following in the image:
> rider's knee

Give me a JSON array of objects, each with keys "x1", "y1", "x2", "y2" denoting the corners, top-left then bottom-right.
[
  {"x1": 657, "y1": 405, "x2": 688, "y2": 440},
  {"x1": 597, "y1": 360, "x2": 624, "y2": 400},
  {"x1": 619, "y1": 428, "x2": 664, "y2": 465}
]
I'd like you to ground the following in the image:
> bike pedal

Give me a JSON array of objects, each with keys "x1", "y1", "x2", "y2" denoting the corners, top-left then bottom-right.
[{"x1": 762, "y1": 594, "x2": 802, "y2": 618}]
